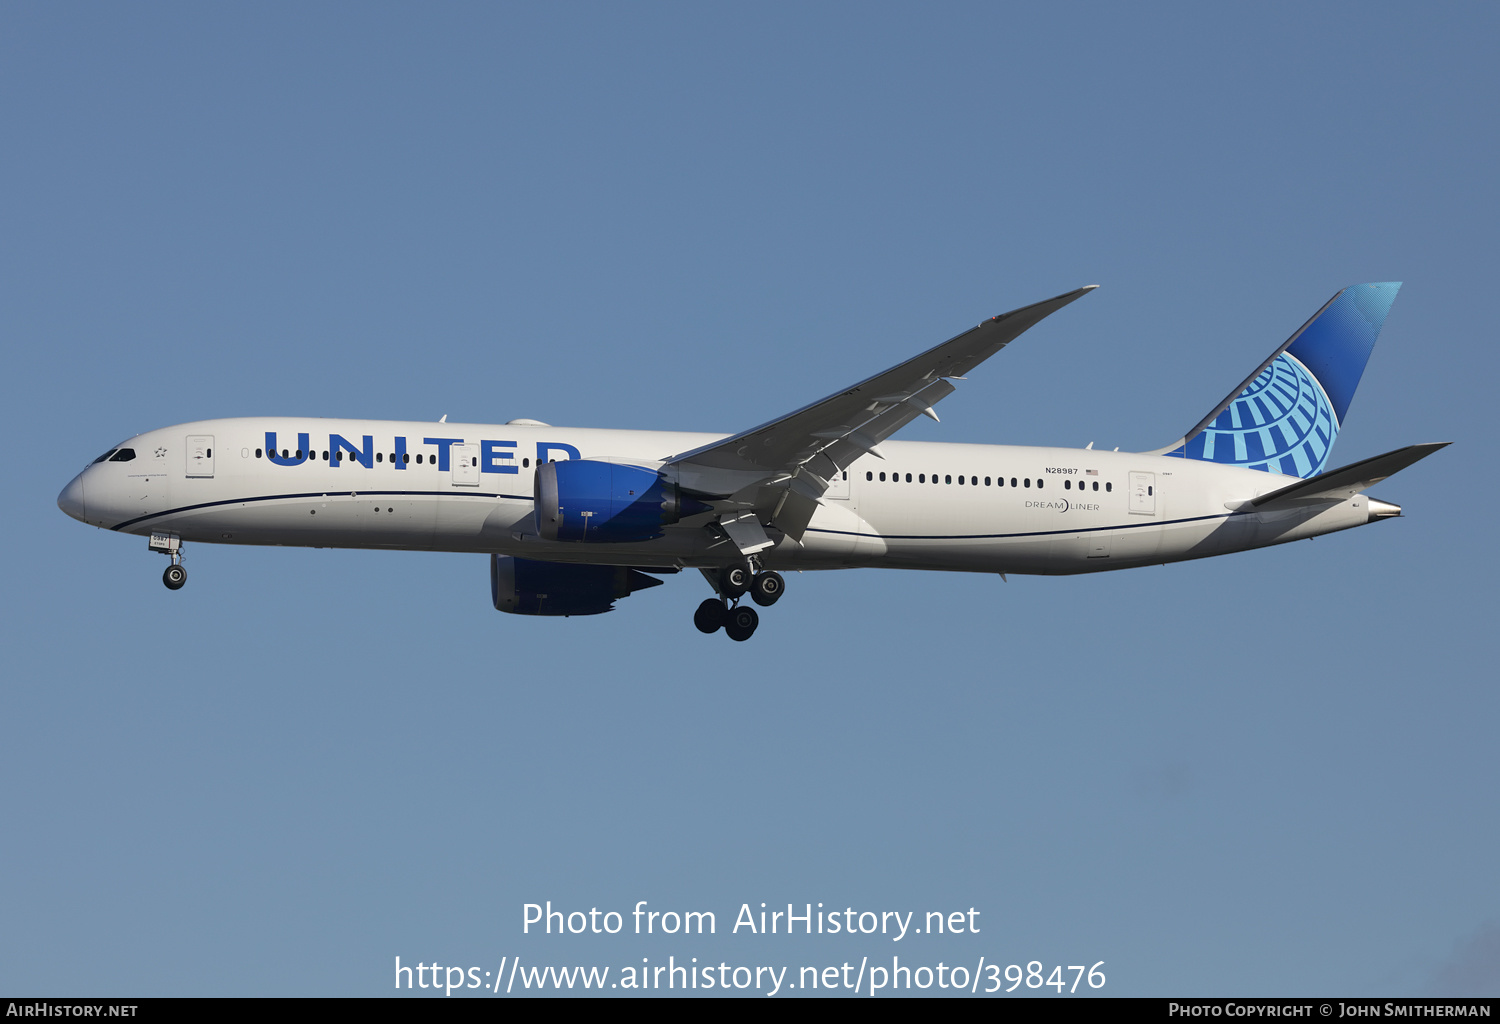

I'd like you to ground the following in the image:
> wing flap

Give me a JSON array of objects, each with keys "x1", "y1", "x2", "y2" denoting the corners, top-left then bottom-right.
[{"x1": 717, "y1": 511, "x2": 775, "y2": 555}]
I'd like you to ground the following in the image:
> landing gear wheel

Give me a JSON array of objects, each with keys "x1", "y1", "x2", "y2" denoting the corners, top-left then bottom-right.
[
  {"x1": 719, "y1": 563, "x2": 751, "y2": 598},
  {"x1": 693, "y1": 598, "x2": 727, "y2": 634},
  {"x1": 750, "y1": 570, "x2": 784, "y2": 607},
  {"x1": 724, "y1": 605, "x2": 759, "y2": 642},
  {"x1": 163, "y1": 564, "x2": 187, "y2": 590}
]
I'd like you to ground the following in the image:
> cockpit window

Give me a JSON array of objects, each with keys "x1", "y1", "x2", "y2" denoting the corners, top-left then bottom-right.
[
  {"x1": 92, "y1": 449, "x2": 119, "y2": 464},
  {"x1": 108, "y1": 448, "x2": 136, "y2": 463}
]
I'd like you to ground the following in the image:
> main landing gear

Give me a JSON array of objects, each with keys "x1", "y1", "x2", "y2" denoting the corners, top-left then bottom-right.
[
  {"x1": 694, "y1": 599, "x2": 758, "y2": 641},
  {"x1": 694, "y1": 563, "x2": 785, "y2": 641}
]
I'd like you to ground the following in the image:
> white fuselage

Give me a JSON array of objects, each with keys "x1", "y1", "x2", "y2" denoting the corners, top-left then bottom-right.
[{"x1": 59, "y1": 417, "x2": 1380, "y2": 575}]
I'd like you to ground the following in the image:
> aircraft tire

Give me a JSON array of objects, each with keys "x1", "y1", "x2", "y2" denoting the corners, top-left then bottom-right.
[
  {"x1": 749, "y1": 571, "x2": 784, "y2": 607},
  {"x1": 725, "y1": 605, "x2": 759, "y2": 642},
  {"x1": 719, "y1": 564, "x2": 751, "y2": 598},
  {"x1": 163, "y1": 565, "x2": 187, "y2": 590},
  {"x1": 693, "y1": 598, "x2": 726, "y2": 634}
]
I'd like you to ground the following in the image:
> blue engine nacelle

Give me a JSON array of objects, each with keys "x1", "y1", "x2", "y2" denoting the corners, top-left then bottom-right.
[
  {"x1": 491, "y1": 555, "x2": 664, "y2": 616},
  {"x1": 534, "y1": 459, "x2": 710, "y2": 542}
]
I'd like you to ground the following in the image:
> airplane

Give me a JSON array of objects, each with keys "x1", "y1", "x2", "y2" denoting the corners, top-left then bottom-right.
[{"x1": 58, "y1": 282, "x2": 1445, "y2": 641}]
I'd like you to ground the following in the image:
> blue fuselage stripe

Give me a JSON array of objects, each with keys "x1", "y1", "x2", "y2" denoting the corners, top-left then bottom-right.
[
  {"x1": 804, "y1": 511, "x2": 1234, "y2": 541},
  {"x1": 109, "y1": 490, "x2": 533, "y2": 532},
  {"x1": 114, "y1": 491, "x2": 1237, "y2": 543}
]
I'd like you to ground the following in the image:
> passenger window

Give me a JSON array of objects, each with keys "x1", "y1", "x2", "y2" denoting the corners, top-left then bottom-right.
[
  {"x1": 1065, "y1": 479, "x2": 1071, "y2": 489},
  {"x1": 945, "y1": 475, "x2": 952, "y2": 484},
  {"x1": 108, "y1": 449, "x2": 136, "y2": 462},
  {"x1": 957, "y1": 476, "x2": 964, "y2": 485},
  {"x1": 919, "y1": 474, "x2": 925, "y2": 483},
  {"x1": 905, "y1": 473, "x2": 912, "y2": 482},
  {"x1": 1024, "y1": 478, "x2": 1030, "y2": 488},
  {"x1": 254, "y1": 449, "x2": 262, "y2": 459},
  {"x1": 867, "y1": 471, "x2": 873, "y2": 481},
  {"x1": 403, "y1": 453, "x2": 410, "y2": 464},
  {"x1": 1010, "y1": 477, "x2": 1017, "y2": 487},
  {"x1": 1105, "y1": 481, "x2": 1111, "y2": 492},
  {"x1": 523, "y1": 458, "x2": 530, "y2": 468},
  {"x1": 377, "y1": 453, "x2": 383, "y2": 463},
  {"x1": 416, "y1": 454, "x2": 423, "y2": 464},
  {"x1": 1037, "y1": 479, "x2": 1043, "y2": 489}
]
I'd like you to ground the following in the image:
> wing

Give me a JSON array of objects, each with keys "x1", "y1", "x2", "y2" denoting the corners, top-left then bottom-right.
[{"x1": 664, "y1": 286, "x2": 1096, "y2": 542}]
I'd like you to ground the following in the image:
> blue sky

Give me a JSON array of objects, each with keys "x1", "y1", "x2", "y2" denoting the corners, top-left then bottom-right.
[{"x1": 3, "y1": 2, "x2": 1496, "y2": 997}]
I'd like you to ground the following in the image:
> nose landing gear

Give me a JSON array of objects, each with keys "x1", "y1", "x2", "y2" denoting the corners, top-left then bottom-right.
[{"x1": 150, "y1": 532, "x2": 186, "y2": 591}]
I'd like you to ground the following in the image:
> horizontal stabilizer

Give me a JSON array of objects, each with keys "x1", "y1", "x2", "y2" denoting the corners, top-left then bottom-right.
[{"x1": 1249, "y1": 442, "x2": 1448, "y2": 510}]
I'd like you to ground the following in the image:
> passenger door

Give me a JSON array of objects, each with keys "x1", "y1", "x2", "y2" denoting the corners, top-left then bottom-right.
[
  {"x1": 451, "y1": 444, "x2": 480, "y2": 487},
  {"x1": 1128, "y1": 471, "x2": 1155, "y2": 515},
  {"x1": 185, "y1": 435, "x2": 214, "y2": 478}
]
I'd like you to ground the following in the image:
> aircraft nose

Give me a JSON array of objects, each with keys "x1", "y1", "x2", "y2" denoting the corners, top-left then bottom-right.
[{"x1": 58, "y1": 473, "x2": 87, "y2": 522}]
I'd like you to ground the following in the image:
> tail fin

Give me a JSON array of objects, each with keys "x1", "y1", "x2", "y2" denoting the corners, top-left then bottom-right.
[{"x1": 1157, "y1": 282, "x2": 1402, "y2": 477}]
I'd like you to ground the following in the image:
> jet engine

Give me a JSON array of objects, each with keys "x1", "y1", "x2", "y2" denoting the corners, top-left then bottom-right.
[
  {"x1": 534, "y1": 460, "x2": 710, "y2": 542},
  {"x1": 490, "y1": 555, "x2": 663, "y2": 616}
]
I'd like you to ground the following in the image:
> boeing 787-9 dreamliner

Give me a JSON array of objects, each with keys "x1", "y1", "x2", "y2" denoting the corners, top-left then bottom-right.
[{"x1": 59, "y1": 283, "x2": 1444, "y2": 640}]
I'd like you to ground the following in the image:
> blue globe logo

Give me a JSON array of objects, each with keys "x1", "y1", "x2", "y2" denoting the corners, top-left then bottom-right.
[{"x1": 1173, "y1": 352, "x2": 1337, "y2": 477}]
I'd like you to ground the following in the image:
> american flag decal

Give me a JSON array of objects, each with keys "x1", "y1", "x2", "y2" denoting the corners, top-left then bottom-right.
[{"x1": 1086, "y1": 469, "x2": 1098, "y2": 476}]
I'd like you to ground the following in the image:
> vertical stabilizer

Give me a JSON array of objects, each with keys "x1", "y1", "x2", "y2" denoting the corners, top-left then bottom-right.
[{"x1": 1157, "y1": 282, "x2": 1401, "y2": 477}]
